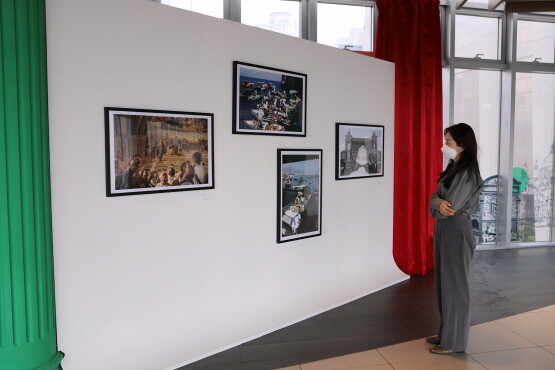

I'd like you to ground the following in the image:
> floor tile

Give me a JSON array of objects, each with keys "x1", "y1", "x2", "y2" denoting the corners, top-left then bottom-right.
[
  {"x1": 496, "y1": 311, "x2": 555, "y2": 346},
  {"x1": 188, "y1": 362, "x2": 299, "y2": 370},
  {"x1": 470, "y1": 347, "x2": 555, "y2": 369},
  {"x1": 301, "y1": 365, "x2": 394, "y2": 370},
  {"x1": 466, "y1": 321, "x2": 536, "y2": 354},
  {"x1": 377, "y1": 338, "x2": 439, "y2": 363},
  {"x1": 546, "y1": 311, "x2": 555, "y2": 319},
  {"x1": 300, "y1": 349, "x2": 388, "y2": 370},
  {"x1": 530, "y1": 304, "x2": 555, "y2": 313},
  {"x1": 390, "y1": 354, "x2": 486, "y2": 370},
  {"x1": 324, "y1": 365, "x2": 394, "y2": 370},
  {"x1": 543, "y1": 306, "x2": 555, "y2": 318}
]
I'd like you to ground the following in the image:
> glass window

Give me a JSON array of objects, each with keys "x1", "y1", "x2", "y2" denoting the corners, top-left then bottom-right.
[
  {"x1": 160, "y1": 0, "x2": 223, "y2": 18},
  {"x1": 516, "y1": 20, "x2": 555, "y2": 63},
  {"x1": 241, "y1": 0, "x2": 301, "y2": 38},
  {"x1": 453, "y1": 69, "x2": 501, "y2": 243},
  {"x1": 317, "y1": 3, "x2": 373, "y2": 51},
  {"x1": 455, "y1": 14, "x2": 501, "y2": 59},
  {"x1": 512, "y1": 73, "x2": 555, "y2": 242}
]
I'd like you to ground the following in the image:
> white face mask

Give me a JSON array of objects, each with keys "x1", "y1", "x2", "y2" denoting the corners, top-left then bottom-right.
[{"x1": 441, "y1": 144, "x2": 458, "y2": 160}]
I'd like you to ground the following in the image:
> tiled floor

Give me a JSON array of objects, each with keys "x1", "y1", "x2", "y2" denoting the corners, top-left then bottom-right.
[{"x1": 278, "y1": 304, "x2": 555, "y2": 370}]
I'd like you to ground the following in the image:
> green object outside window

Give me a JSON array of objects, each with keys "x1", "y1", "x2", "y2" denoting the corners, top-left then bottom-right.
[{"x1": 512, "y1": 167, "x2": 529, "y2": 194}]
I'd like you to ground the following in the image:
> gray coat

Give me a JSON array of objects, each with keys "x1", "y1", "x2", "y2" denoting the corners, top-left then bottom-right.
[{"x1": 430, "y1": 167, "x2": 483, "y2": 220}]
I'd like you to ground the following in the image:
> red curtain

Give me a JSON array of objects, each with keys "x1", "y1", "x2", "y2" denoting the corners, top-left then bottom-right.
[{"x1": 374, "y1": 0, "x2": 444, "y2": 276}]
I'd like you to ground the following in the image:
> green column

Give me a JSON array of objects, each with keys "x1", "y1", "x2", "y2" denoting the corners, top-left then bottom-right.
[{"x1": 0, "y1": 0, "x2": 64, "y2": 369}]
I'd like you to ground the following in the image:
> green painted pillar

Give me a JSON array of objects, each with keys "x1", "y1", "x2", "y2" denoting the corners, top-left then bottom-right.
[{"x1": 0, "y1": 0, "x2": 64, "y2": 369}]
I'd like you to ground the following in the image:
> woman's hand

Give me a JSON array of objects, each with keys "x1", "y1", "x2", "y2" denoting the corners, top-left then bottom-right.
[{"x1": 439, "y1": 200, "x2": 456, "y2": 217}]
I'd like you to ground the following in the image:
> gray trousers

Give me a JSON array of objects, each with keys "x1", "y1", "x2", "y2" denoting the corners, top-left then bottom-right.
[{"x1": 434, "y1": 214, "x2": 476, "y2": 352}]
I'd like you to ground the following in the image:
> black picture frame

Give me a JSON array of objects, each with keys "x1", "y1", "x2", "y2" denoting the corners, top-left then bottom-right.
[
  {"x1": 233, "y1": 61, "x2": 307, "y2": 136},
  {"x1": 105, "y1": 107, "x2": 214, "y2": 197},
  {"x1": 335, "y1": 123, "x2": 384, "y2": 180},
  {"x1": 277, "y1": 149, "x2": 322, "y2": 243}
]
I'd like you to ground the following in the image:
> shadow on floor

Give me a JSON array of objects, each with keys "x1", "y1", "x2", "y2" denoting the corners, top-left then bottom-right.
[{"x1": 180, "y1": 246, "x2": 555, "y2": 369}]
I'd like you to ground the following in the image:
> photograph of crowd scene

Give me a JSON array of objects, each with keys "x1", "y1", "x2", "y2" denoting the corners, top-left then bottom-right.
[
  {"x1": 336, "y1": 123, "x2": 384, "y2": 180},
  {"x1": 105, "y1": 107, "x2": 214, "y2": 196},
  {"x1": 233, "y1": 61, "x2": 306, "y2": 136},
  {"x1": 278, "y1": 149, "x2": 322, "y2": 243}
]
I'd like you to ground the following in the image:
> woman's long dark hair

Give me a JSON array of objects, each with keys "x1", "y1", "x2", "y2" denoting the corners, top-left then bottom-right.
[{"x1": 439, "y1": 123, "x2": 482, "y2": 188}]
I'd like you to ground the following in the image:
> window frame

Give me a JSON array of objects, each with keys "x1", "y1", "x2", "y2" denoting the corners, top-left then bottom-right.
[
  {"x1": 451, "y1": 9, "x2": 507, "y2": 66},
  {"x1": 444, "y1": 2, "x2": 555, "y2": 250},
  {"x1": 155, "y1": 0, "x2": 377, "y2": 51},
  {"x1": 441, "y1": 4, "x2": 448, "y2": 65},
  {"x1": 513, "y1": 14, "x2": 555, "y2": 68},
  {"x1": 315, "y1": 0, "x2": 376, "y2": 51},
  {"x1": 239, "y1": 0, "x2": 303, "y2": 38}
]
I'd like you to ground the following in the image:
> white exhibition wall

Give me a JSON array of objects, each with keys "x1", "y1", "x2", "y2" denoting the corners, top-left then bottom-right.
[{"x1": 45, "y1": 0, "x2": 404, "y2": 369}]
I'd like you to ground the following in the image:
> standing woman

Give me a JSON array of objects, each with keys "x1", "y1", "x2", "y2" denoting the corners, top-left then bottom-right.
[{"x1": 428, "y1": 123, "x2": 483, "y2": 355}]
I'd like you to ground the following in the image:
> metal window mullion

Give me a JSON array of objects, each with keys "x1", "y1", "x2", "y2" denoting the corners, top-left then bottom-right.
[
  {"x1": 446, "y1": 0, "x2": 455, "y2": 127},
  {"x1": 301, "y1": 0, "x2": 307, "y2": 39},
  {"x1": 447, "y1": 0, "x2": 455, "y2": 64},
  {"x1": 455, "y1": 8, "x2": 504, "y2": 18},
  {"x1": 497, "y1": 13, "x2": 517, "y2": 248},
  {"x1": 372, "y1": 2, "x2": 377, "y2": 51},
  {"x1": 551, "y1": 98, "x2": 555, "y2": 242},
  {"x1": 497, "y1": 68, "x2": 516, "y2": 248},
  {"x1": 516, "y1": 14, "x2": 555, "y2": 23},
  {"x1": 305, "y1": 0, "x2": 317, "y2": 41},
  {"x1": 478, "y1": 241, "x2": 555, "y2": 251},
  {"x1": 513, "y1": 62, "x2": 555, "y2": 73},
  {"x1": 441, "y1": 5, "x2": 447, "y2": 64},
  {"x1": 317, "y1": 0, "x2": 373, "y2": 6},
  {"x1": 227, "y1": 0, "x2": 240, "y2": 22},
  {"x1": 499, "y1": 13, "x2": 507, "y2": 62},
  {"x1": 443, "y1": 67, "x2": 454, "y2": 128},
  {"x1": 224, "y1": 0, "x2": 230, "y2": 20},
  {"x1": 450, "y1": 59, "x2": 507, "y2": 69}
]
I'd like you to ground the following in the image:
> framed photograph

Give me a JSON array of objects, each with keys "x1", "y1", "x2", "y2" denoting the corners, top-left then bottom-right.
[
  {"x1": 105, "y1": 107, "x2": 214, "y2": 196},
  {"x1": 233, "y1": 61, "x2": 307, "y2": 136},
  {"x1": 278, "y1": 149, "x2": 322, "y2": 243},
  {"x1": 335, "y1": 123, "x2": 384, "y2": 180}
]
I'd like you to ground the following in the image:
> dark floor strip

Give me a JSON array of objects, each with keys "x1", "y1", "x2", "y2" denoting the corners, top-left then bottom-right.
[{"x1": 179, "y1": 246, "x2": 555, "y2": 369}]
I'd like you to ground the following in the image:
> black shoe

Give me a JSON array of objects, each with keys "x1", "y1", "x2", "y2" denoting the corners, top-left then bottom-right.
[{"x1": 425, "y1": 336, "x2": 440, "y2": 345}]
